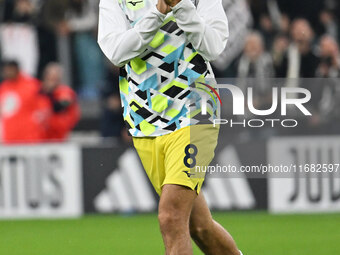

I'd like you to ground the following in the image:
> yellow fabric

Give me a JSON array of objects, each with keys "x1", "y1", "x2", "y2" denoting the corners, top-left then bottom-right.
[{"x1": 133, "y1": 125, "x2": 220, "y2": 195}]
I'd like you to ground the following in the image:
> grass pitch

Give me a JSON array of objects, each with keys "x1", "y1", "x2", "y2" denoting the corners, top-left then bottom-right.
[{"x1": 1, "y1": 212, "x2": 339, "y2": 255}]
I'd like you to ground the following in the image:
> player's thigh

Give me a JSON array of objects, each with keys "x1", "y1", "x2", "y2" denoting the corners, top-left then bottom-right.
[
  {"x1": 133, "y1": 137, "x2": 166, "y2": 195},
  {"x1": 159, "y1": 184, "x2": 197, "y2": 224}
]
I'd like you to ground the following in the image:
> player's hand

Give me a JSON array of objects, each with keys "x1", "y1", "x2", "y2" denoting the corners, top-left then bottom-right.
[
  {"x1": 164, "y1": 0, "x2": 181, "y2": 7},
  {"x1": 157, "y1": 0, "x2": 171, "y2": 14}
]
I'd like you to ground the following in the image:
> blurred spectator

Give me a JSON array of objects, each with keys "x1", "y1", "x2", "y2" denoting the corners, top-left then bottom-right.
[
  {"x1": 276, "y1": 0, "x2": 324, "y2": 31},
  {"x1": 36, "y1": 0, "x2": 69, "y2": 77},
  {"x1": 2, "y1": 0, "x2": 38, "y2": 23},
  {"x1": 0, "y1": 60, "x2": 45, "y2": 143},
  {"x1": 0, "y1": 0, "x2": 40, "y2": 76},
  {"x1": 211, "y1": 0, "x2": 252, "y2": 77},
  {"x1": 62, "y1": 0, "x2": 105, "y2": 99},
  {"x1": 100, "y1": 65, "x2": 125, "y2": 140},
  {"x1": 41, "y1": 63, "x2": 80, "y2": 142},
  {"x1": 248, "y1": 0, "x2": 268, "y2": 29},
  {"x1": 279, "y1": 19, "x2": 319, "y2": 78},
  {"x1": 279, "y1": 14, "x2": 290, "y2": 35},
  {"x1": 316, "y1": 35, "x2": 340, "y2": 78},
  {"x1": 272, "y1": 34, "x2": 289, "y2": 77},
  {"x1": 307, "y1": 35, "x2": 340, "y2": 130},
  {"x1": 238, "y1": 32, "x2": 275, "y2": 80},
  {"x1": 319, "y1": 9, "x2": 338, "y2": 42},
  {"x1": 38, "y1": 0, "x2": 68, "y2": 32},
  {"x1": 259, "y1": 14, "x2": 275, "y2": 49},
  {"x1": 10, "y1": 0, "x2": 37, "y2": 22},
  {"x1": 237, "y1": 32, "x2": 274, "y2": 115}
]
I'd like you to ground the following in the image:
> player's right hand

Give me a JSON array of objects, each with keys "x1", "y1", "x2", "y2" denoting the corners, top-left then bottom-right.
[{"x1": 157, "y1": 0, "x2": 171, "y2": 14}]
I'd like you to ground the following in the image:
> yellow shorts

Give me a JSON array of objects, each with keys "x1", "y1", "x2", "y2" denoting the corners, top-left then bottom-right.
[{"x1": 133, "y1": 124, "x2": 219, "y2": 195}]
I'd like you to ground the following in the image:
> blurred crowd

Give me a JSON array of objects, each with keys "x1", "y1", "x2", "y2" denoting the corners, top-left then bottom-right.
[
  {"x1": 219, "y1": 0, "x2": 340, "y2": 137},
  {"x1": 229, "y1": 0, "x2": 340, "y2": 136},
  {"x1": 0, "y1": 60, "x2": 80, "y2": 143},
  {"x1": 232, "y1": 1, "x2": 340, "y2": 80},
  {"x1": 0, "y1": 0, "x2": 339, "y2": 143},
  {"x1": 0, "y1": 0, "x2": 104, "y2": 97}
]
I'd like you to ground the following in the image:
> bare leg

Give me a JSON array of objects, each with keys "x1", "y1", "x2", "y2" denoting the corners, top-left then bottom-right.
[
  {"x1": 158, "y1": 184, "x2": 197, "y2": 255},
  {"x1": 189, "y1": 192, "x2": 240, "y2": 255}
]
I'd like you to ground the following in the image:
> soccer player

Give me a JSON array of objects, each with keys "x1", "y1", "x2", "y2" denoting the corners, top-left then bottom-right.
[{"x1": 98, "y1": 0, "x2": 242, "y2": 254}]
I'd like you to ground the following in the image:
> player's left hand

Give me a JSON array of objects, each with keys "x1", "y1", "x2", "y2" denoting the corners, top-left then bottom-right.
[{"x1": 164, "y1": 0, "x2": 181, "y2": 7}]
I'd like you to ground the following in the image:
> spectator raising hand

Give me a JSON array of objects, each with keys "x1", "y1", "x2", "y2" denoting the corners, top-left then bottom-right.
[
  {"x1": 317, "y1": 35, "x2": 340, "y2": 78},
  {"x1": 41, "y1": 63, "x2": 80, "y2": 142}
]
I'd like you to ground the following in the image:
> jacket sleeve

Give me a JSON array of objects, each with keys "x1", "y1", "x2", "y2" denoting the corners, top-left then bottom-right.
[
  {"x1": 171, "y1": 0, "x2": 229, "y2": 61},
  {"x1": 98, "y1": 0, "x2": 166, "y2": 67}
]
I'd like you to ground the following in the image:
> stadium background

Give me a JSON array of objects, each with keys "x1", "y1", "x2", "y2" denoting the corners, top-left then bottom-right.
[{"x1": 0, "y1": 0, "x2": 340, "y2": 254}]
